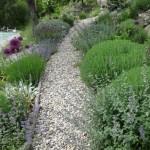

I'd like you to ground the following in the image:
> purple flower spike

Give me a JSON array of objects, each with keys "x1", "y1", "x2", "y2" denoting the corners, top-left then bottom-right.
[
  {"x1": 18, "y1": 36, "x2": 23, "y2": 41},
  {"x1": 10, "y1": 38, "x2": 21, "y2": 49},
  {"x1": 134, "y1": 20, "x2": 140, "y2": 25},
  {"x1": 25, "y1": 45, "x2": 30, "y2": 49},
  {"x1": 3, "y1": 48, "x2": 12, "y2": 56}
]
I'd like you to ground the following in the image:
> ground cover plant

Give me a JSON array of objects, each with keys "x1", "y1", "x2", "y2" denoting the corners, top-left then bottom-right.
[
  {"x1": 80, "y1": 40, "x2": 149, "y2": 87},
  {"x1": 89, "y1": 65, "x2": 150, "y2": 149}
]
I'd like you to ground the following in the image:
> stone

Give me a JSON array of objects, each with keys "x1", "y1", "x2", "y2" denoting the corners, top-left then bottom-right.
[
  {"x1": 144, "y1": 24, "x2": 150, "y2": 36},
  {"x1": 138, "y1": 9, "x2": 150, "y2": 27}
]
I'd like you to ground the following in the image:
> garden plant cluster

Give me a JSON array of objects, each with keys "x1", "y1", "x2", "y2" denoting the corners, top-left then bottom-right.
[
  {"x1": 0, "y1": 18, "x2": 70, "y2": 150},
  {"x1": 72, "y1": 0, "x2": 150, "y2": 149},
  {"x1": 0, "y1": 0, "x2": 150, "y2": 149}
]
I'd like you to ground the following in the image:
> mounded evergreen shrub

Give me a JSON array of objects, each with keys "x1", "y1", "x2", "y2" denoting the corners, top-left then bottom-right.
[
  {"x1": 80, "y1": 40, "x2": 148, "y2": 87},
  {"x1": 34, "y1": 19, "x2": 70, "y2": 41}
]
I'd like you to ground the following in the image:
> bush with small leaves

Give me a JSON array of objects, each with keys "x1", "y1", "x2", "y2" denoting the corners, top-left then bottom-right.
[
  {"x1": 0, "y1": 82, "x2": 37, "y2": 149},
  {"x1": 88, "y1": 65, "x2": 150, "y2": 149},
  {"x1": 79, "y1": 12, "x2": 86, "y2": 20},
  {"x1": 34, "y1": 19, "x2": 70, "y2": 41},
  {"x1": 71, "y1": 21, "x2": 115, "y2": 54},
  {"x1": 129, "y1": 0, "x2": 150, "y2": 18},
  {"x1": 107, "y1": 0, "x2": 128, "y2": 11},
  {"x1": 117, "y1": 19, "x2": 148, "y2": 43},
  {"x1": 80, "y1": 40, "x2": 148, "y2": 87}
]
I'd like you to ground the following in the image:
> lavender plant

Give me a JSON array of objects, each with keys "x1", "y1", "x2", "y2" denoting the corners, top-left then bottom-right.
[
  {"x1": 34, "y1": 19, "x2": 70, "y2": 41},
  {"x1": 29, "y1": 39, "x2": 57, "y2": 61},
  {"x1": 71, "y1": 21, "x2": 115, "y2": 54}
]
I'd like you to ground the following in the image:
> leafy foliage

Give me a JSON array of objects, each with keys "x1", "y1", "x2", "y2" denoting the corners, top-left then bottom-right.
[
  {"x1": 80, "y1": 40, "x2": 148, "y2": 87},
  {"x1": 0, "y1": 82, "x2": 37, "y2": 149},
  {"x1": 79, "y1": 12, "x2": 87, "y2": 19},
  {"x1": 30, "y1": 39, "x2": 57, "y2": 61},
  {"x1": 0, "y1": 0, "x2": 29, "y2": 28},
  {"x1": 89, "y1": 65, "x2": 150, "y2": 149},
  {"x1": 34, "y1": 19, "x2": 70, "y2": 41},
  {"x1": 117, "y1": 19, "x2": 148, "y2": 44},
  {"x1": 72, "y1": 21, "x2": 115, "y2": 54},
  {"x1": 129, "y1": 0, "x2": 150, "y2": 18},
  {"x1": 4, "y1": 54, "x2": 46, "y2": 86},
  {"x1": 107, "y1": 0, "x2": 128, "y2": 11}
]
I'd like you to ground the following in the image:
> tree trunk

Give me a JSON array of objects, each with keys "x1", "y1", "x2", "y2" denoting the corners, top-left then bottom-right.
[{"x1": 26, "y1": 0, "x2": 38, "y2": 35}]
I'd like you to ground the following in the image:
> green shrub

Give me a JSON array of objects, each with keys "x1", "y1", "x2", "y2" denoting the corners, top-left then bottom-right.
[
  {"x1": 0, "y1": 94, "x2": 11, "y2": 113},
  {"x1": 4, "y1": 54, "x2": 46, "y2": 86},
  {"x1": 79, "y1": 12, "x2": 87, "y2": 20},
  {"x1": 118, "y1": 9, "x2": 131, "y2": 23},
  {"x1": 2, "y1": 0, "x2": 29, "y2": 28},
  {"x1": 34, "y1": 19, "x2": 70, "y2": 41},
  {"x1": 132, "y1": 29, "x2": 148, "y2": 44},
  {"x1": 71, "y1": 21, "x2": 115, "y2": 54},
  {"x1": 61, "y1": 14, "x2": 74, "y2": 26},
  {"x1": 89, "y1": 66, "x2": 150, "y2": 149},
  {"x1": 20, "y1": 23, "x2": 34, "y2": 46},
  {"x1": 88, "y1": 7, "x2": 100, "y2": 17},
  {"x1": 118, "y1": 19, "x2": 148, "y2": 43},
  {"x1": 111, "y1": 66, "x2": 150, "y2": 91},
  {"x1": 129, "y1": 0, "x2": 150, "y2": 18},
  {"x1": 86, "y1": 0, "x2": 97, "y2": 3},
  {"x1": 97, "y1": 12, "x2": 112, "y2": 23},
  {"x1": 80, "y1": 40, "x2": 148, "y2": 87},
  {"x1": 107, "y1": 0, "x2": 128, "y2": 11}
]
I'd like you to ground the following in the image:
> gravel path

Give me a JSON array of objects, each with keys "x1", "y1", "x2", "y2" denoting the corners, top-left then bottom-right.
[{"x1": 33, "y1": 17, "x2": 97, "y2": 150}]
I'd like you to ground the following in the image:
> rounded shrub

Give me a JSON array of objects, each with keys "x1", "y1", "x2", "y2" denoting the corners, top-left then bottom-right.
[
  {"x1": 80, "y1": 40, "x2": 148, "y2": 87},
  {"x1": 34, "y1": 19, "x2": 70, "y2": 41},
  {"x1": 118, "y1": 19, "x2": 148, "y2": 43},
  {"x1": 89, "y1": 66, "x2": 150, "y2": 149},
  {"x1": 111, "y1": 66, "x2": 150, "y2": 91},
  {"x1": 4, "y1": 54, "x2": 46, "y2": 86},
  {"x1": 61, "y1": 14, "x2": 74, "y2": 26},
  {"x1": 79, "y1": 12, "x2": 86, "y2": 20},
  {"x1": 4, "y1": 1, "x2": 29, "y2": 28}
]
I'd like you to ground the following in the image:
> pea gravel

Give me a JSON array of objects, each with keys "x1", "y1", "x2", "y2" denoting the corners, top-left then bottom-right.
[{"x1": 33, "y1": 17, "x2": 97, "y2": 150}]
